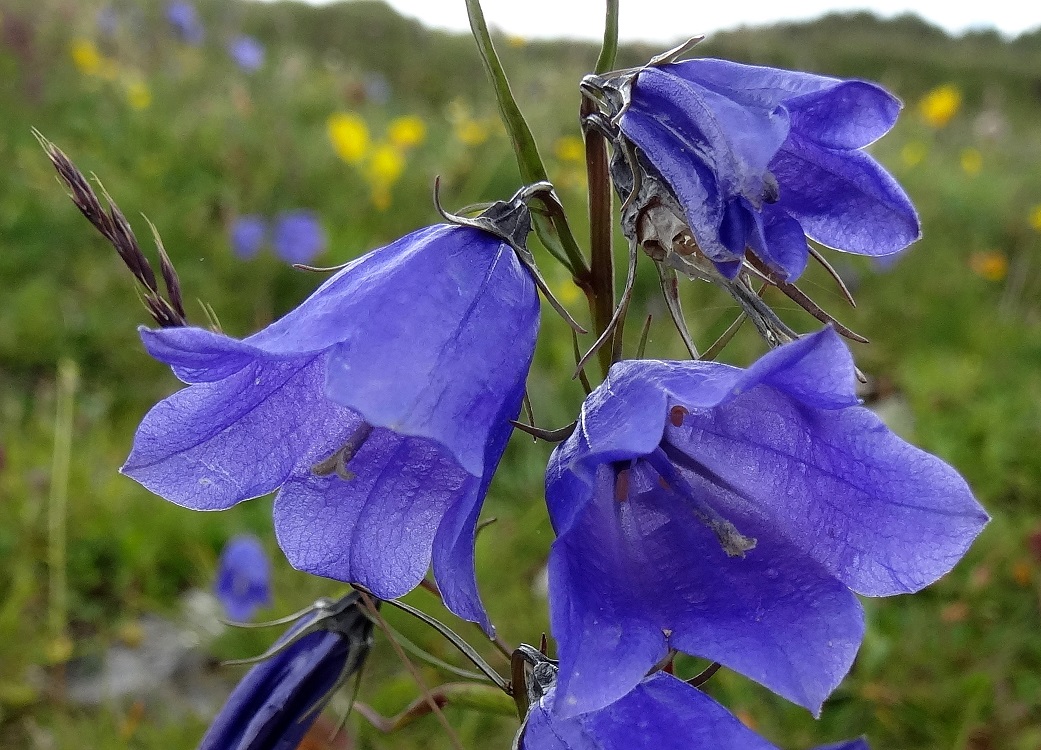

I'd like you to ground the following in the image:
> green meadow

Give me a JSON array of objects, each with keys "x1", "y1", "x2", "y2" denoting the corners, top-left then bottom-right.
[{"x1": 1, "y1": 1, "x2": 1040, "y2": 747}]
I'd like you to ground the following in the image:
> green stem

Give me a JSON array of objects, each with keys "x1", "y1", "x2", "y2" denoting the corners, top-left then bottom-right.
[
  {"x1": 595, "y1": 0, "x2": 620, "y2": 74},
  {"x1": 464, "y1": 0, "x2": 589, "y2": 280}
]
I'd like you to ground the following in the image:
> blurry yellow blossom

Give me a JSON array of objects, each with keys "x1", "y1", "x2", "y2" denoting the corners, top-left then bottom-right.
[
  {"x1": 1028, "y1": 204, "x2": 1041, "y2": 233},
  {"x1": 456, "y1": 119, "x2": 490, "y2": 147},
  {"x1": 388, "y1": 116, "x2": 426, "y2": 149},
  {"x1": 367, "y1": 143, "x2": 405, "y2": 185},
  {"x1": 901, "y1": 141, "x2": 927, "y2": 167},
  {"x1": 969, "y1": 251, "x2": 1008, "y2": 282},
  {"x1": 70, "y1": 39, "x2": 103, "y2": 76},
  {"x1": 554, "y1": 135, "x2": 585, "y2": 163},
  {"x1": 125, "y1": 80, "x2": 152, "y2": 110},
  {"x1": 507, "y1": 35, "x2": 526, "y2": 48},
  {"x1": 552, "y1": 278, "x2": 582, "y2": 306},
  {"x1": 960, "y1": 148, "x2": 982, "y2": 175},
  {"x1": 327, "y1": 112, "x2": 370, "y2": 165},
  {"x1": 919, "y1": 85, "x2": 961, "y2": 128}
]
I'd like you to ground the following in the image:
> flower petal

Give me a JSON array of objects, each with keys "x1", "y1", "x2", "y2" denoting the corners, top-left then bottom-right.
[
  {"x1": 548, "y1": 462, "x2": 862, "y2": 717},
  {"x1": 786, "y1": 80, "x2": 901, "y2": 149},
  {"x1": 772, "y1": 133, "x2": 921, "y2": 256},
  {"x1": 273, "y1": 429, "x2": 477, "y2": 598},
  {"x1": 318, "y1": 225, "x2": 539, "y2": 477},
  {"x1": 122, "y1": 354, "x2": 358, "y2": 510},
  {"x1": 668, "y1": 379, "x2": 988, "y2": 596},
  {"x1": 525, "y1": 674, "x2": 778, "y2": 750}
]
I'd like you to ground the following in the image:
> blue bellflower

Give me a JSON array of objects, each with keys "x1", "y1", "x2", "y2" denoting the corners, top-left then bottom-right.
[
  {"x1": 166, "y1": 1, "x2": 204, "y2": 46},
  {"x1": 122, "y1": 218, "x2": 540, "y2": 630},
  {"x1": 514, "y1": 646, "x2": 866, "y2": 750},
  {"x1": 520, "y1": 671, "x2": 776, "y2": 750},
  {"x1": 199, "y1": 593, "x2": 373, "y2": 750},
  {"x1": 215, "y1": 534, "x2": 272, "y2": 622},
  {"x1": 544, "y1": 328, "x2": 987, "y2": 717},
  {"x1": 228, "y1": 35, "x2": 265, "y2": 73},
  {"x1": 272, "y1": 210, "x2": 326, "y2": 265},
  {"x1": 230, "y1": 215, "x2": 267, "y2": 260},
  {"x1": 593, "y1": 56, "x2": 919, "y2": 281}
]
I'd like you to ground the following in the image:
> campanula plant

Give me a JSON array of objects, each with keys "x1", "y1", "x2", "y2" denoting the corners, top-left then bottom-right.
[
  {"x1": 199, "y1": 593, "x2": 374, "y2": 750},
  {"x1": 41, "y1": 0, "x2": 990, "y2": 743},
  {"x1": 583, "y1": 50, "x2": 920, "y2": 281},
  {"x1": 120, "y1": 196, "x2": 541, "y2": 631},
  {"x1": 544, "y1": 328, "x2": 987, "y2": 717}
]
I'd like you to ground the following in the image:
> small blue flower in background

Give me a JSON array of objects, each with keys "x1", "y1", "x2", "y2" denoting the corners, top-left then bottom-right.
[
  {"x1": 228, "y1": 35, "x2": 265, "y2": 73},
  {"x1": 272, "y1": 211, "x2": 326, "y2": 265},
  {"x1": 544, "y1": 328, "x2": 987, "y2": 718},
  {"x1": 230, "y1": 214, "x2": 268, "y2": 260},
  {"x1": 609, "y1": 57, "x2": 920, "y2": 281},
  {"x1": 215, "y1": 534, "x2": 272, "y2": 622},
  {"x1": 199, "y1": 592, "x2": 373, "y2": 750},
  {"x1": 165, "y1": 1, "x2": 204, "y2": 45},
  {"x1": 121, "y1": 219, "x2": 540, "y2": 631}
]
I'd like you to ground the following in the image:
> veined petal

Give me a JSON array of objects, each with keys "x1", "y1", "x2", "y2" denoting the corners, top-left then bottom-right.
[
  {"x1": 786, "y1": 80, "x2": 901, "y2": 149},
  {"x1": 525, "y1": 674, "x2": 778, "y2": 750},
  {"x1": 664, "y1": 58, "x2": 843, "y2": 107},
  {"x1": 669, "y1": 386, "x2": 988, "y2": 596},
  {"x1": 273, "y1": 428, "x2": 477, "y2": 599},
  {"x1": 122, "y1": 355, "x2": 359, "y2": 510},
  {"x1": 319, "y1": 225, "x2": 539, "y2": 477},
  {"x1": 772, "y1": 133, "x2": 921, "y2": 256},
  {"x1": 548, "y1": 463, "x2": 862, "y2": 717}
]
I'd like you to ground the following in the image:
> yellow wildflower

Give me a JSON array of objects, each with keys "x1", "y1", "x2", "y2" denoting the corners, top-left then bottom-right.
[
  {"x1": 367, "y1": 142, "x2": 405, "y2": 186},
  {"x1": 70, "y1": 39, "x2": 102, "y2": 76},
  {"x1": 960, "y1": 148, "x2": 982, "y2": 175},
  {"x1": 900, "y1": 141, "x2": 926, "y2": 167},
  {"x1": 388, "y1": 116, "x2": 426, "y2": 149},
  {"x1": 969, "y1": 251, "x2": 1007, "y2": 282},
  {"x1": 372, "y1": 184, "x2": 392, "y2": 212},
  {"x1": 125, "y1": 80, "x2": 152, "y2": 110},
  {"x1": 554, "y1": 135, "x2": 585, "y2": 163},
  {"x1": 506, "y1": 35, "x2": 526, "y2": 48},
  {"x1": 456, "y1": 119, "x2": 489, "y2": 147},
  {"x1": 1028, "y1": 204, "x2": 1041, "y2": 233},
  {"x1": 919, "y1": 84, "x2": 961, "y2": 128},
  {"x1": 327, "y1": 112, "x2": 370, "y2": 165}
]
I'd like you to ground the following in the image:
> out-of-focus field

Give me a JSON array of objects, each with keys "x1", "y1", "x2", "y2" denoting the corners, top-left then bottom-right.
[{"x1": 1, "y1": 1, "x2": 1040, "y2": 748}]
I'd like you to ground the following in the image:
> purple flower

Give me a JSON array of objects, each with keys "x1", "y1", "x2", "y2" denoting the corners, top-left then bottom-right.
[
  {"x1": 230, "y1": 215, "x2": 267, "y2": 259},
  {"x1": 215, "y1": 534, "x2": 272, "y2": 622},
  {"x1": 121, "y1": 220, "x2": 539, "y2": 630},
  {"x1": 199, "y1": 593, "x2": 373, "y2": 750},
  {"x1": 544, "y1": 328, "x2": 986, "y2": 717},
  {"x1": 166, "y1": 1, "x2": 203, "y2": 46},
  {"x1": 272, "y1": 211, "x2": 326, "y2": 265},
  {"x1": 228, "y1": 35, "x2": 264, "y2": 73},
  {"x1": 593, "y1": 56, "x2": 919, "y2": 281},
  {"x1": 815, "y1": 742, "x2": 869, "y2": 750},
  {"x1": 520, "y1": 671, "x2": 777, "y2": 750}
]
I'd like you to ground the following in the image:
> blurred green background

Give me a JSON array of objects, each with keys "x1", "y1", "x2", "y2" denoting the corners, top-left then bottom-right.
[{"x1": 1, "y1": 0, "x2": 1040, "y2": 748}]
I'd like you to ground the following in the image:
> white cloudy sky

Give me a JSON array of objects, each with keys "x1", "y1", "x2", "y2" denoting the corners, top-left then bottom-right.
[{"x1": 269, "y1": 0, "x2": 1039, "y2": 40}]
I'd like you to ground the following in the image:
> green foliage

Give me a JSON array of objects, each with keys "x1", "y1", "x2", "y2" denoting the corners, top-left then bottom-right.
[{"x1": 1, "y1": 1, "x2": 1040, "y2": 748}]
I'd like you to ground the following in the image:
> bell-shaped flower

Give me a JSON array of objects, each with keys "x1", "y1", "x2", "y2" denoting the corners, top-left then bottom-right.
[
  {"x1": 215, "y1": 534, "x2": 272, "y2": 622},
  {"x1": 228, "y1": 35, "x2": 265, "y2": 74},
  {"x1": 199, "y1": 593, "x2": 373, "y2": 750},
  {"x1": 230, "y1": 214, "x2": 267, "y2": 260},
  {"x1": 586, "y1": 53, "x2": 919, "y2": 281},
  {"x1": 520, "y1": 671, "x2": 777, "y2": 750},
  {"x1": 122, "y1": 204, "x2": 541, "y2": 630},
  {"x1": 166, "y1": 1, "x2": 204, "y2": 46},
  {"x1": 545, "y1": 328, "x2": 987, "y2": 718},
  {"x1": 514, "y1": 645, "x2": 865, "y2": 750}
]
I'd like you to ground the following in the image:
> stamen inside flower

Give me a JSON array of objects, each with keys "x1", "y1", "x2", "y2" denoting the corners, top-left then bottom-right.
[
  {"x1": 762, "y1": 171, "x2": 780, "y2": 204},
  {"x1": 644, "y1": 447, "x2": 757, "y2": 558},
  {"x1": 614, "y1": 467, "x2": 631, "y2": 502},
  {"x1": 311, "y1": 422, "x2": 374, "y2": 480}
]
